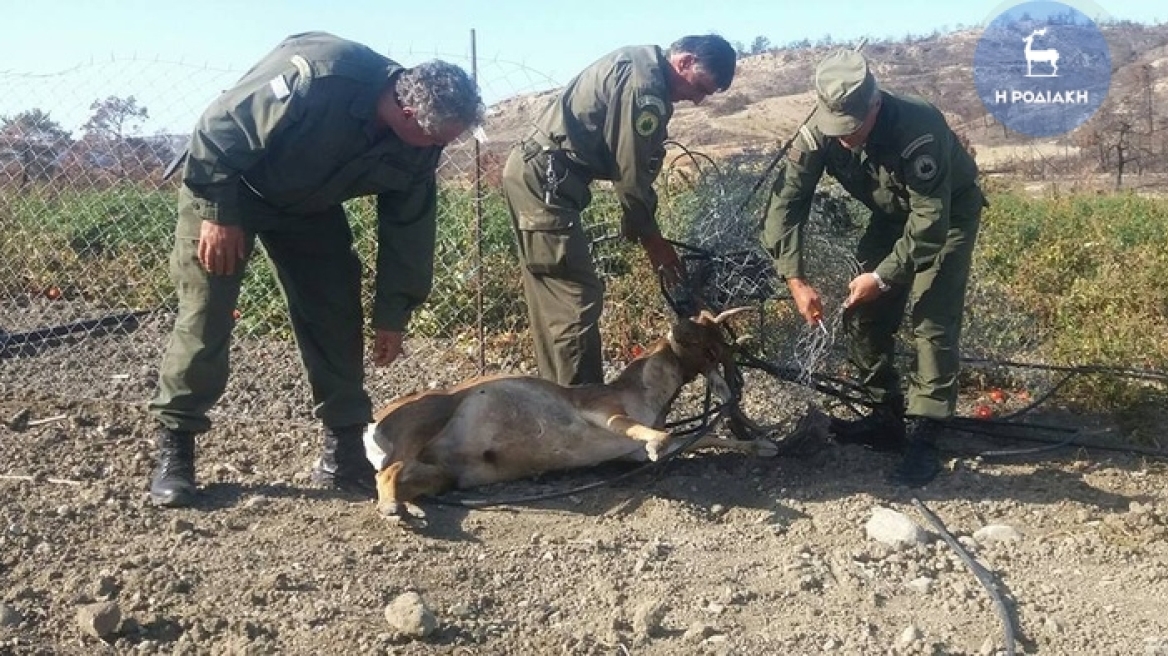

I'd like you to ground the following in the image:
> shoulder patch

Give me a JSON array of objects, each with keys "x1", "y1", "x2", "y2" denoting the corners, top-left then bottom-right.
[
  {"x1": 269, "y1": 74, "x2": 291, "y2": 100},
  {"x1": 911, "y1": 153, "x2": 938, "y2": 181},
  {"x1": 901, "y1": 133, "x2": 935, "y2": 159},
  {"x1": 635, "y1": 109, "x2": 661, "y2": 137},
  {"x1": 637, "y1": 94, "x2": 667, "y2": 114}
]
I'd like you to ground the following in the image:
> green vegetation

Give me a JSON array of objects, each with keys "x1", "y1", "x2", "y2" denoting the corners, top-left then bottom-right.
[
  {"x1": 973, "y1": 187, "x2": 1168, "y2": 412},
  {"x1": 4, "y1": 178, "x2": 1166, "y2": 417}
]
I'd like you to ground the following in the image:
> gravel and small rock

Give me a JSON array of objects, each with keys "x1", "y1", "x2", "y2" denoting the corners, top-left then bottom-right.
[{"x1": 1, "y1": 323, "x2": 1166, "y2": 653}]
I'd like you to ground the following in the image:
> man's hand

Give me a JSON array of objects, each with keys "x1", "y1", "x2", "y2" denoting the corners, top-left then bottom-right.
[
  {"x1": 640, "y1": 234, "x2": 684, "y2": 286},
  {"x1": 786, "y1": 277, "x2": 824, "y2": 325},
  {"x1": 372, "y1": 329, "x2": 405, "y2": 367},
  {"x1": 197, "y1": 221, "x2": 247, "y2": 276},
  {"x1": 844, "y1": 273, "x2": 885, "y2": 308}
]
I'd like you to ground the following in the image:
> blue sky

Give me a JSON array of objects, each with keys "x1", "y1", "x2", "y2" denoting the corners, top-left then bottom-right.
[{"x1": 0, "y1": 0, "x2": 1162, "y2": 136}]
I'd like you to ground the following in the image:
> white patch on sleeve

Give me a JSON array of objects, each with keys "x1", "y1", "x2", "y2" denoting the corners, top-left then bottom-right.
[
  {"x1": 798, "y1": 125, "x2": 819, "y2": 151},
  {"x1": 900, "y1": 134, "x2": 935, "y2": 159},
  {"x1": 363, "y1": 423, "x2": 390, "y2": 471},
  {"x1": 290, "y1": 54, "x2": 312, "y2": 81},
  {"x1": 637, "y1": 94, "x2": 667, "y2": 114},
  {"x1": 269, "y1": 74, "x2": 291, "y2": 100}
]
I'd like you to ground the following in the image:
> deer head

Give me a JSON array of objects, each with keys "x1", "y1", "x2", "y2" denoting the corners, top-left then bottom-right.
[{"x1": 667, "y1": 307, "x2": 753, "y2": 401}]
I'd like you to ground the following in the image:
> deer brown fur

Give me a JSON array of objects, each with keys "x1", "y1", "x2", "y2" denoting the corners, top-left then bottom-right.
[{"x1": 363, "y1": 308, "x2": 769, "y2": 517}]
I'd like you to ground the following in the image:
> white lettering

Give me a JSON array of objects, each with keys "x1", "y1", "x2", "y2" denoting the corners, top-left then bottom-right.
[{"x1": 996, "y1": 89, "x2": 1091, "y2": 104}]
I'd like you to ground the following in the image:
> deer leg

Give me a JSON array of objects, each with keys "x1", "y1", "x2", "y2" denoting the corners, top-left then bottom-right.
[
  {"x1": 376, "y1": 460, "x2": 456, "y2": 519},
  {"x1": 605, "y1": 415, "x2": 672, "y2": 462},
  {"x1": 392, "y1": 461, "x2": 457, "y2": 510},
  {"x1": 683, "y1": 434, "x2": 779, "y2": 458},
  {"x1": 375, "y1": 462, "x2": 406, "y2": 517}
]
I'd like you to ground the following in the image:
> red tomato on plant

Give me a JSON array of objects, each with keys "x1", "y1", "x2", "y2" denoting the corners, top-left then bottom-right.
[
  {"x1": 975, "y1": 404, "x2": 994, "y2": 419},
  {"x1": 989, "y1": 389, "x2": 1006, "y2": 404}
]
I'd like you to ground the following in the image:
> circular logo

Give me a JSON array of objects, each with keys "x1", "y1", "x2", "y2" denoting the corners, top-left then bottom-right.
[
  {"x1": 635, "y1": 109, "x2": 660, "y2": 137},
  {"x1": 974, "y1": 1, "x2": 1111, "y2": 137}
]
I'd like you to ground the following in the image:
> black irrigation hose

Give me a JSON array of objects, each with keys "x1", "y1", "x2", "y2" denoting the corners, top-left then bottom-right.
[
  {"x1": 955, "y1": 428, "x2": 1168, "y2": 460},
  {"x1": 974, "y1": 439, "x2": 1083, "y2": 460},
  {"x1": 0, "y1": 310, "x2": 151, "y2": 357},
  {"x1": 663, "y1": 139, "x2": 723, "y2": 180},
  {"x1": 912, "y1": 498, "x2": 1018, "y2": 656},
  {"x1": 962, "y1": 356, "x2": 1168, "y2": 384},
  {"x1": 734, "y1": 348, "x2": 870, "y2": 413}
]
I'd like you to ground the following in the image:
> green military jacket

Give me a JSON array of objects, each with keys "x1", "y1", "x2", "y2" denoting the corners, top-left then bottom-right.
[
  {"x1": 527, "y1": 45, "x2": 674, "y2": 239},
  {"x1": 763, "y1": 91, "x2": 981, "y2": 285},
  {"x1": 181, "y1": 31, "x2": 442, "y2": 332}
]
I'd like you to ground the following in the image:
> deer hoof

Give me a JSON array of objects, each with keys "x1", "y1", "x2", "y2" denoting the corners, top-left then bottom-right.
[
  {"x1": 753, "y1": 438, "x2": 780, "y2": 458},
  {"x1": 645, "y1": 437, "x2": 667, "y2": 462},
  {"x1": 378, "y1": 500, "x2": 403, "y2": 518}
]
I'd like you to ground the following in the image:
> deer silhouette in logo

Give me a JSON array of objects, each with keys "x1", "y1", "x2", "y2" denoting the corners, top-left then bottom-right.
[{"x1": 1023, "y1": 28, "x2": 1059, "y2": 77}]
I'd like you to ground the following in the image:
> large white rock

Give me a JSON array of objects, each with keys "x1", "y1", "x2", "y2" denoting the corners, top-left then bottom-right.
[
  {"x1": 384, "y1": 591, "x2": 437, "y2": 638},
  {"x1": 865, "y1": 507, "x2": 928, "y2": 550},
  {"x1": 973, "y1": 524, "x2": 1023, "y2": 544}
]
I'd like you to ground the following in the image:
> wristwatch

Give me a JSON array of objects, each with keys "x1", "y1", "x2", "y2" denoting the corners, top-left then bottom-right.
[{"x1": 869, "y1": 272, "x2": 891, "y2": 292}]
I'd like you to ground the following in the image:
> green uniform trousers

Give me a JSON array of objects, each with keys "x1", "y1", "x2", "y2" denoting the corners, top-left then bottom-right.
[
  {"x1": 502, "y1": 147, "x2": 605, "y2": 386},
  {"x1": 846, "y1": 188, "x2": 983, "y2": 419},
  {"x1": 148, "y1": 186, "x2": 372, "y2": 433}
]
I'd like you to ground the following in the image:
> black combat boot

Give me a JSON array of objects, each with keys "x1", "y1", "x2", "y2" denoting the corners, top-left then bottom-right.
[
  {"x1": 829, "y1": 397, "x2": 906, "y2": 452},
  {"x1": 310, "y1": 424, "x2": 376, "y2": 497},
  {"x1": 150, "y1": 428, "x2": 197, "y2": 507},
  {"x1": 889, "y1": 417, "x2": 942, "y2": 487}
]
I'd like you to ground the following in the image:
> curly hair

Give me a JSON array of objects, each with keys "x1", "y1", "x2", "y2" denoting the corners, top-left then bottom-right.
[{"x1": 394, "y1": 60, "x2": 485, "y2": 136}]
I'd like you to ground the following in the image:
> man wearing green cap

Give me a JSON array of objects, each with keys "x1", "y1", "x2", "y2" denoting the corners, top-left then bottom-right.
[
  {"x1": 503, "y1": 35, "x2": 737, "y2": 386},
  {"x1": 761, "y1": 49, "x2": 985, "y2": 486},
  {"x1": 146, "y1": 31, "x2": 485, "y2": 507}
]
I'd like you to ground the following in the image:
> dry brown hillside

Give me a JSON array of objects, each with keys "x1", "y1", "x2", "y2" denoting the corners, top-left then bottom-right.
[{"x1": 475, "y1": 21, "x2": 1168, "y2": 184}]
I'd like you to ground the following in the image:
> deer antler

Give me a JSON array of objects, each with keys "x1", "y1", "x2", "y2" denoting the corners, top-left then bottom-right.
[{"x1": 712, "y1": 306, "x2": 753, "y2": 324}]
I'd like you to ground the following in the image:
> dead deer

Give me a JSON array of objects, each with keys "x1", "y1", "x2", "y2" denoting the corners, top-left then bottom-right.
[{"x1": 363, "y1": 308, "x2": 775, "y2": 518}]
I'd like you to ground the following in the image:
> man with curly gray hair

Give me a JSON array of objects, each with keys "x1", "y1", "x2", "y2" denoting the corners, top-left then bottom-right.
[{"x1": 146, "y1": 31, "x2": 484, "y2": 508}]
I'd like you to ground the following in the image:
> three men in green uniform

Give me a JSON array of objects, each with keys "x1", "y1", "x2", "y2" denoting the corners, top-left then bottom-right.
[
  {"x1": 762, "y1": 50, "x2": 985, "y2": 486},
  {"x1": 148, "y1": 34, "x2": 979, "y2": 505},
  {"x1": 147, "y1": 32, "x2": 484, "y2": 507},
  {"x1": 501, "y1": 35, "x2": 737, "y2": 386}
]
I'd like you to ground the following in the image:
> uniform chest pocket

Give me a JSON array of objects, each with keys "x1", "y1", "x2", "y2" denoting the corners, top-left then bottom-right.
[
  {"x1": 357, "y1": 161, "x2": 412, "y2": 195},
  {"x1": 870, "y1": 163, "x2": 910, "y2": 213}
]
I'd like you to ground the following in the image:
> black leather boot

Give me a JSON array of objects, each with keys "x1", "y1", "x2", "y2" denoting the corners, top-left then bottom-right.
[
  {"x1": 889, "y1": 417, "x2": 942, "y2": 487},
  {"x1": 829, "y1": 397, "x2": 906, "y2": 452},
  {"x1": 311, "y1": 424, "x2": 376, "y2": 497},
  {"x1": 150, "y1": 428, "x2": 197, "y2": 507}
]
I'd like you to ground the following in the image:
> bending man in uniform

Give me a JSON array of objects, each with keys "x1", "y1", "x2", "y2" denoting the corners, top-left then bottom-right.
[
  {"x1": 147, "y1": 31, "x2": 484, "y2": 507},
  {"x1": 503, "y1": 35, "x2": 737, "y2": 386},
  {"x1": 761, "y1": 50, "x2": 985, "y2": 486}
]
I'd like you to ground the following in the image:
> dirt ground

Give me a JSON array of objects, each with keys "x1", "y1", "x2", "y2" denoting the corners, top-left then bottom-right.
[{"x1": 2, "y1": 319, "x2": 1167, "y2": 656}]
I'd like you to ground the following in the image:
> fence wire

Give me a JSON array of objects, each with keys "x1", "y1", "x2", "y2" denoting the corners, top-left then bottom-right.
[
  {"x1": 1, "y1": 50, "x2": 1056, "y2": 433},
  {"x1": 0, "y1": 51, "x2": 563, "y2": 423}
]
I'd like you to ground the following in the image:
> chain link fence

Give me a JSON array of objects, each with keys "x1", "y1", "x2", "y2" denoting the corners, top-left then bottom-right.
[
  {"x1": 0, "y1": 44, "x2": 1054, "y2": 435},
  {"x1": 0, "y1": 47, "x2": 573, "y2": 422}
]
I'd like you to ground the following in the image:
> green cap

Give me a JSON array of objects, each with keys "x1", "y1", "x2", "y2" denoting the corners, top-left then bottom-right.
[{"x1": 813, "y1": 50, "x2": 876, "y2": 137}]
